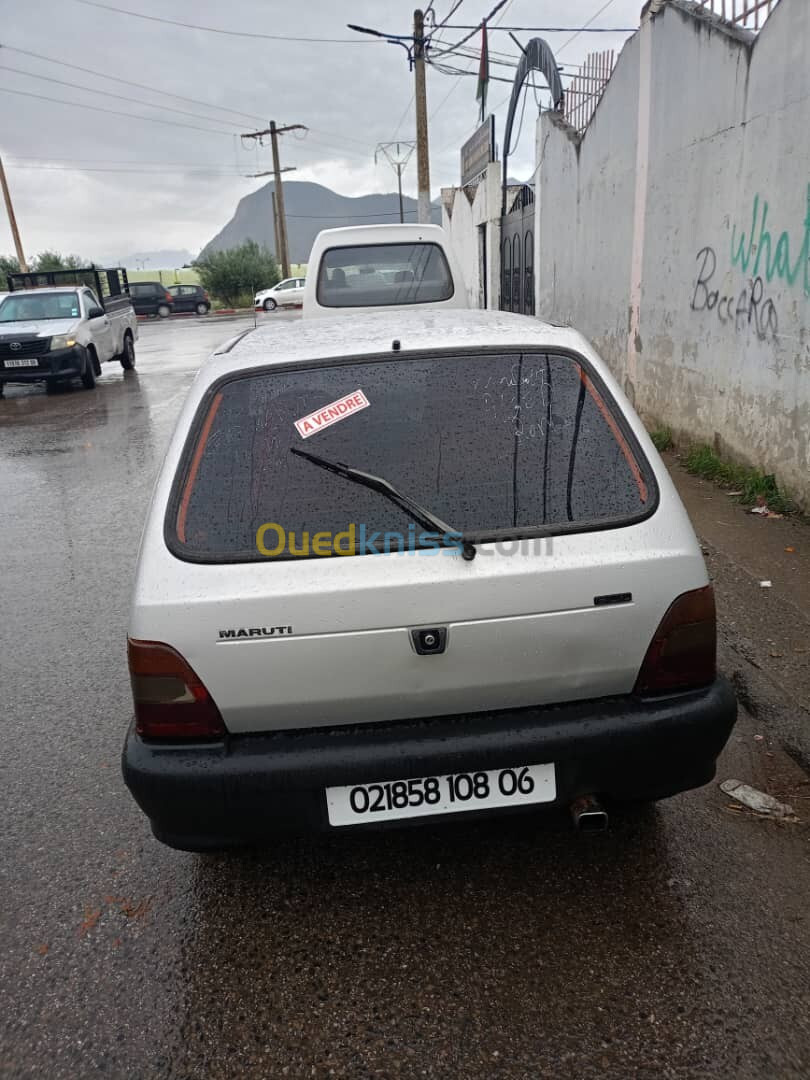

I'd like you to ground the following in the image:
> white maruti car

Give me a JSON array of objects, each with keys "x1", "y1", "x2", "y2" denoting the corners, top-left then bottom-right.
[
  {"x1": 254, "y1": 276, "x2": 306, "y2": 311},
  {"x1": 123, "y1": 308, "x2": 736, "y2": 851}
]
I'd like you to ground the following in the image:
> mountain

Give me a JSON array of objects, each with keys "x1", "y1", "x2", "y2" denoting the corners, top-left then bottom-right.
[{"x1": 200, "y1": 181, "x2": 441, "y2": 264}]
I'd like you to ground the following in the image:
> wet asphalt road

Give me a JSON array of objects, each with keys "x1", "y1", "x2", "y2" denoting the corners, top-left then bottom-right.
[{"x1": 2, "y1": 316, "x2": 809, "y2": 1080}]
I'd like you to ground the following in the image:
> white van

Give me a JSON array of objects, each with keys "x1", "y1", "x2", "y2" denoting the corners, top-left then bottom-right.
[
  {"x1": 302, "y1": 224, "x2": 468, "y2": 318},
  {"x1": 122, "y1": 309, "x2": 736, "y2": 851}
]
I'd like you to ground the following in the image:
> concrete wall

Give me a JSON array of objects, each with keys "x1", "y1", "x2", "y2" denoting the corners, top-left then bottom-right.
[
  {"x1": 536, "y1": 0, "x2": 810, "y2": 507},
  {"x1": 441, "y1": 163, "x2": 502, "y2": 309}
]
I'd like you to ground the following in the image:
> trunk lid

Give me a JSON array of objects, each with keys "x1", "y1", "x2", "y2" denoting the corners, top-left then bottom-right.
[{"x1": 133, "y1": 529, "x2": 703, "y2": 734}]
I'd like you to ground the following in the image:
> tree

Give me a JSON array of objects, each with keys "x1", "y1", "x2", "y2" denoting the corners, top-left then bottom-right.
[
  {"x1": 0, "y1": 254, "x2": 20, "y2": 282},
  {"x1": 32, "y1": 251, "x2": 87, "y2": 271},
  {"x1": 0, "y1": 252, "x2": 90, "y2": 282},
  {"x1": 194, "y1": 241, "x2": 280, "y2": 308}
]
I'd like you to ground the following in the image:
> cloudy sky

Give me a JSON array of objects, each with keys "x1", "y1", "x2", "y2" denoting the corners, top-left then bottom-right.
[{"x1": 2, "y1": 0, "x2": 641, "y2": 263}]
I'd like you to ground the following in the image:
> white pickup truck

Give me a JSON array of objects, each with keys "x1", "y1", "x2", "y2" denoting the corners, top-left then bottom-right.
[
  {"x1": 302, "y1": 223, "x2": 467, "y2": 318},
  {"x1": 0, "y1": 267, "x2": 138, "y2": 396}
]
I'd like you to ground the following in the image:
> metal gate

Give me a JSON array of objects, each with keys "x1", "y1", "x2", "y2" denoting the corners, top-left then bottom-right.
[{"x1": 500, "y1": 184, "x2": 535, "y2": 316}]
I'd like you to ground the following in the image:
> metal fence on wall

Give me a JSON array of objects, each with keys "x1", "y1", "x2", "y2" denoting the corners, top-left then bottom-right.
[
  {"x1": 562, "y1": 1, "x2": 780, "y2": 136},
  {"x1": 697, "y1": 0, "x2": 780, "y2": 29},
  {"x1": 562, "y1": 50, "x2": 616, "y2": 136}
]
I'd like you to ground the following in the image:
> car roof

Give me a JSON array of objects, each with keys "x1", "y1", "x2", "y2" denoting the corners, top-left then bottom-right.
[
  {"x1": 206, "y1": 309, "x2": 589, "y2": 381},
  {"x1": 6, "y1": 286, "x2": 84, "y2": 295}
]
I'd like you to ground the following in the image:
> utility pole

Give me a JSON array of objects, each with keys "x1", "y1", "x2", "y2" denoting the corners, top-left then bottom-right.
[
  {"x1": 413, "y1": 9, "x2": 431, "y2": 224},
  {"x1": 375, "y1": 142, "x2": 416, "y2": 222},
  {"x1": 246, "y1": 166, "x2": 294, "y2": 267},
  {"x1": 240, "y1": 122, "x2": 307, "y2": 277},
  {"x1": 346, "y1": 13, "x2": 432, "y2": 221},
  {"x1": 269, "y1": 122, "x2": 292, "y2": 276},
  {"x1": 271, "y1": 191, "x2": 281, "y2": 265},
  {"x1": 0, "y1": 154, "x2": 28, "y2": 272}
]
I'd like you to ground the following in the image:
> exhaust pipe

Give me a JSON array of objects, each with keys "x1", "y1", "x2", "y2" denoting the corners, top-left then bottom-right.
[{"x1": 570, "y1": 794, "x2": 609, "y2": 833}]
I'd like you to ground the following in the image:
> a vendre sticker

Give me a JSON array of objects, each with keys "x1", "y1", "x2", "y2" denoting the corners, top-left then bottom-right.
[{"x1": 294, "y1": 389, "x2": 370, "y2": 439}]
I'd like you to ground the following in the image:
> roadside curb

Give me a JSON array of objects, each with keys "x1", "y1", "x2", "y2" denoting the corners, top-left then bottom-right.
[
  {"x1": 136, "y1": 308, "x2": 255, "y2": 321},
  {"x1": 135, "y1": 305, "x2": 303, "y2": 321}
]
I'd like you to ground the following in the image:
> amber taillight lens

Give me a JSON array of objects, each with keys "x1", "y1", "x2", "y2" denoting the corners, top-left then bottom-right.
[
  {"x1": 634, "y1": 586, "x2": 717, "y2": 694},
  {"x1": 128, "y1": 638, "x2": 225, "y2": 739}
]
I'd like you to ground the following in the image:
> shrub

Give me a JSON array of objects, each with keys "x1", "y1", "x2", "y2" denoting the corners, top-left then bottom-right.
[{"x1": 193, "y1": 241, "x2": 280, "y2": 308}]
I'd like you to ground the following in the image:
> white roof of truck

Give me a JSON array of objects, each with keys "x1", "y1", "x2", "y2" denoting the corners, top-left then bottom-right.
[{"x1": 308, "y1": 223, "x2": 448, "y2": 246}]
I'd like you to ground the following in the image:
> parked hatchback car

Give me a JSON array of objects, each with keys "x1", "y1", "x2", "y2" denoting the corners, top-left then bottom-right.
[
  {"x1": 123, "y1": 309, "x2": 736, "y2": 851},
  {"x1": 255, "y1": 277, "x2": 306, "y2": 311},
  {"x1": 129, "y1": 281, "x2": 174, "y2": 318},
  {"x1": 167, "y1": 284, "x2": 211, "y2": 315}
]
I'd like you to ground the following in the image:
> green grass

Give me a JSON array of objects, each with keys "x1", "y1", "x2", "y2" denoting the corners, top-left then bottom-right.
[
  {"x1": 649, "y1": 426, "x2": 674, "y2": 452},
  {"x1": 684, "y1": 444, "x2": 796, "y2": 514}
]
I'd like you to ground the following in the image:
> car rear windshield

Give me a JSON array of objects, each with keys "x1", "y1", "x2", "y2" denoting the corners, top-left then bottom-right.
[
  {"x1": 130, "y1": 284, "x2": 161, "y2": 297},
  {"x1": 316, "y1": 243, "x2": 453, "y2": 308},
  {"x1": 168, "y1": 350, "x2": 655, "y2": 562}
]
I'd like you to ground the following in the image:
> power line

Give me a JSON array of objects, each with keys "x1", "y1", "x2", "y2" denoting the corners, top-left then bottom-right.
[
  {"x1": 429, "y1": 0, "x2": 509, "y2": 57},
  {"x1": 464, "y1": 0, "x2": 630, "y2": 112},
  {"x1": 431, "y1": 0, "x2": 467, "y2": 34},
  {"x1": 0, "y1": 85, "x2": 235, "y2": 135},
  {"x1": 0, "y1": 45, "x2": 378, "y2": 155},
  {"x1": 430, "y1": 61, "x2": 547, "y2": 89},
  {"x1": 0, "y1": 95, "x2": 371, "y2": 163},
  {"x1": 392, "y1": 94, "x2": 415, "y2": 140},
  {"x1": 306, "y1": 127, "x2": 373, "y2": 150},
  {"x1": 9, "y1": 157, "x2": 262, "y2": 165},
  {"x1": 294, "y1": 133, "x2": 371, "y2": 161},
  {"x1": 0, "y1": 63, "x2": 241, "y2": 132},
  {"x1": 558, "y1": 0, "x2": 620, "y2": 55},
  {"x1": 72, "y1": 0, "x2": 380, "y2": 44},
  {"x1": 436, "y1": 23, "x2": 636, "y2": 32},
  {"x1": 6, "y1": 163, "x2": 258, "y2": 175},
  {"x1": 428, "y1": 0, "x2": 515, "y2": 122},
  {"x1": 0, "y1": 43, "x2": 266, "y2": 123},
  {"x1": 450, "y1": 45, "x2": 524, "y2": 68}
]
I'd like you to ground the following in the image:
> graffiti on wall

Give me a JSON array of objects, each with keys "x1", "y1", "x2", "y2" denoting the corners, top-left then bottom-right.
[
  {"x1": 689, "y1": 184, "x2": 810, "y2": 342},
  {"x1": 731, "y1": 186, "x2": 810, "y2": 297},
  {"x1": 690, "y1": 245, "x2": 779, "y2": 341}
]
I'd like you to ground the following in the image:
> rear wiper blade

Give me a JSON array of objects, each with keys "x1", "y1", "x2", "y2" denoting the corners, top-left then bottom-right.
[{"x1": 290, "y1": 447, "x2": 476, "y2": 561}]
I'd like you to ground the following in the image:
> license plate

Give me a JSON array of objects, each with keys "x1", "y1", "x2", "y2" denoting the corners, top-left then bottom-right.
[
  {"x1": 3, "y1": 357, "x2": 38, "y2": 368},
  {"x1": 326, "y1": 763, "x2": 556, "y2": 826}
]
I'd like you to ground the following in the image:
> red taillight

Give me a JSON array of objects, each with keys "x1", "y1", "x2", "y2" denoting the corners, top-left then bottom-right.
[
  {"x1": 128, "y1": 638, "x2": 225, "y2": 739},
  {"x1": 634, "y1": 586, "x2": 717, "y2": 695},
  {"x1": 165, "y1": 292, "x2": 173, "y2": 303},
  {"x1": 203, "y1": 290, "x2": 209, "y2": 300}
]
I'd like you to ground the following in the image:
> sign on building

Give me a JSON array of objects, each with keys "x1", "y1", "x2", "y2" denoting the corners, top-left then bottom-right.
[{"x1": 460, "y1": 115, "x2": 496, "y2": 187}]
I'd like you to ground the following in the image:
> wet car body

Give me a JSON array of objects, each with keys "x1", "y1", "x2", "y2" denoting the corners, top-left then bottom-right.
[{"x1": 122, "y1": 309, "x2": 736, "y2": 850}]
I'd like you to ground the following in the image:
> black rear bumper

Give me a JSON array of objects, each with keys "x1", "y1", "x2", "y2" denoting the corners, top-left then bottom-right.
[{"x1": 122, "y1": 678, "x2": 737, "y2": 851}]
